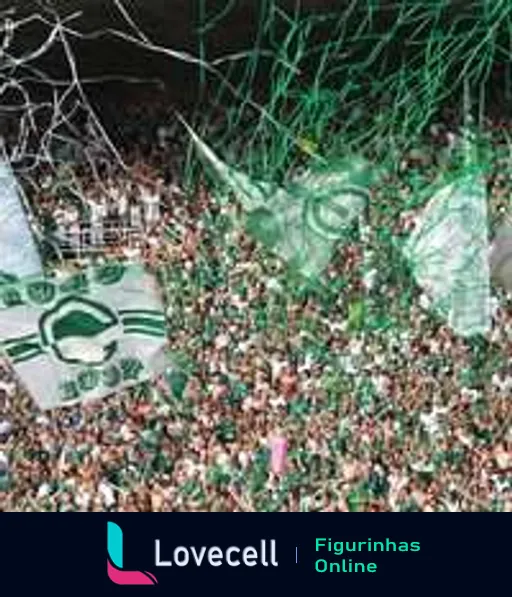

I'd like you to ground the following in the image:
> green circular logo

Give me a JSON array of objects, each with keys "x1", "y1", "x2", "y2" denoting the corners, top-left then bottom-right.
[{"x1": 39, "y1": 296, "x2": 121, "y2": 365}]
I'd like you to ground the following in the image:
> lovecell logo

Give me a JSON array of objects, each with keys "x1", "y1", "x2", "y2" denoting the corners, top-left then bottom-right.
[{"x1": 107, "y1": 522, "x2": 158, "y2": 585}]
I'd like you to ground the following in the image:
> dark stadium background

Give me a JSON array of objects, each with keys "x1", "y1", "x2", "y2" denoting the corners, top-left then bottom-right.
[{"x1": 3, "y1": 0, "x2": 510, "y2": 120}]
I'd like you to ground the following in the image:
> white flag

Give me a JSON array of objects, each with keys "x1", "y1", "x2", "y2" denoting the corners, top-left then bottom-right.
[
  {"x1": 0, "y1": 262, "x2": 167, "y2": 409},
  {"x1": 0, "y1": 160, "x2": 43, "y2": 280},
  {"x1": 404, "y1": 174, "x2": 491, "y2": 337}
]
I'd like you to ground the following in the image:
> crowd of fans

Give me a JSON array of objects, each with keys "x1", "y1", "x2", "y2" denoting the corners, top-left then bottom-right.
[
  {"x1": 0, "y1": 95, "x2": 511, "y2": 512},
  {"x1": 19, "y1": 97, "x2": 188, "y2": 266}
]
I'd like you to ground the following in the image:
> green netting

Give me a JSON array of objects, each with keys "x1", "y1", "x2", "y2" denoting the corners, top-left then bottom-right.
[
  {"x1": 190, "y1": 0, "x2": 512, "y2": 180},
  {"x1": 182, "y1": 0, "x2": 512, "y2": 337}
]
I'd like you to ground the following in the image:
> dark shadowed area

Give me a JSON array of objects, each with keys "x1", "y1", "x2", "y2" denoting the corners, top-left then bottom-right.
[{"x1": 3, "y1": 0, "x2": 500, "y2": 108}]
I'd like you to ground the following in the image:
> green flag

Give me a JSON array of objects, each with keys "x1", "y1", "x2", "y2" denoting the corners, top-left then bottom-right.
[
  {"x1": 182, "y1": 118, "x2": 371, "y2": 278},
  {"x1": 404, "y1": 174, "x2": 491, "y2": 337},
  {"x1": 0, "y1": 262, "x2": 167, "y2": 409}
]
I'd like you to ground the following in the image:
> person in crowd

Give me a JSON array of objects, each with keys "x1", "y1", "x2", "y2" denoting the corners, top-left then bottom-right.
[
  {"x1": 118, "y1": 181, "x2": 130, "y2": 231},
  {"x1": 3, "y1": 97, "x2": 511, "y2": 514},
  {"x1": 67, "y1": 204, "x2": 81, "y2": 255},
  {"x1": 88, "y1": 192, "x2": 106, "y2": 248},
  {"x1": 142, "y1": 181, "x2": 161, "y2": 231},
  {"x1": 129, "y1": 191, "x2": 143, "y2": 231}
]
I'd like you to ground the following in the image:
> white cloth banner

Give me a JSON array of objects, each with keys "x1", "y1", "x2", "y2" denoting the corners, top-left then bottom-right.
[
  {"x1": 0, "y1": 160, "x2": 43, "y2": 280},
  {"x1": 404, "y1": 174, "x2": 491, "y2": 337},
  {"x1": 0, "y1": 262, "x2": 167, "y2": 409}
]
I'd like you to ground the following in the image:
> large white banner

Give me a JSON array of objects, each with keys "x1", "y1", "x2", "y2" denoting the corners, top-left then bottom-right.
[{"x1": 0, "y1": 262, "x2": 167, "y2": 409}]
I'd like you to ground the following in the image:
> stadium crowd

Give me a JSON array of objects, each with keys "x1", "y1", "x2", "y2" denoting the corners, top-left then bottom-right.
[{"x1": 0, "y1": 97, "x2": 511, "y2": 512}]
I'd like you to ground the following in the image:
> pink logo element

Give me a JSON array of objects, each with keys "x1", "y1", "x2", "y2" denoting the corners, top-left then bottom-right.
[
  {"x1": 107, "y1": 522, "x2": 157, "y2": 586},
  {"x1": 107, "y1": 560, "x2": 158, "y2": 586}
]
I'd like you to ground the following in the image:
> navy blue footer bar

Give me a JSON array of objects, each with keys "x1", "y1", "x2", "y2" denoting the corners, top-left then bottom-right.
[{"x1": 0, "y1": 514, "x2": 507, "y2": 596}]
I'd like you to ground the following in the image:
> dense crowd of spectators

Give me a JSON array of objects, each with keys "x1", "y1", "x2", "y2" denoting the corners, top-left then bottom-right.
[{"x1": 0, "y1": 97, "x2": 511, "y2": 512}]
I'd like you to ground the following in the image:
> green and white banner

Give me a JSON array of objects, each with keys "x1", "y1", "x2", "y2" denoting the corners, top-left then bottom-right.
[
  {"x1": 182, "y1": 118, "x2": 371, "y2": 279},
  {"x1": 404, "y1": 174, "x2": 491, "y2": 337},
  {"x1": 0, "y1": 262, "x2": 167, "y2": 409}
]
